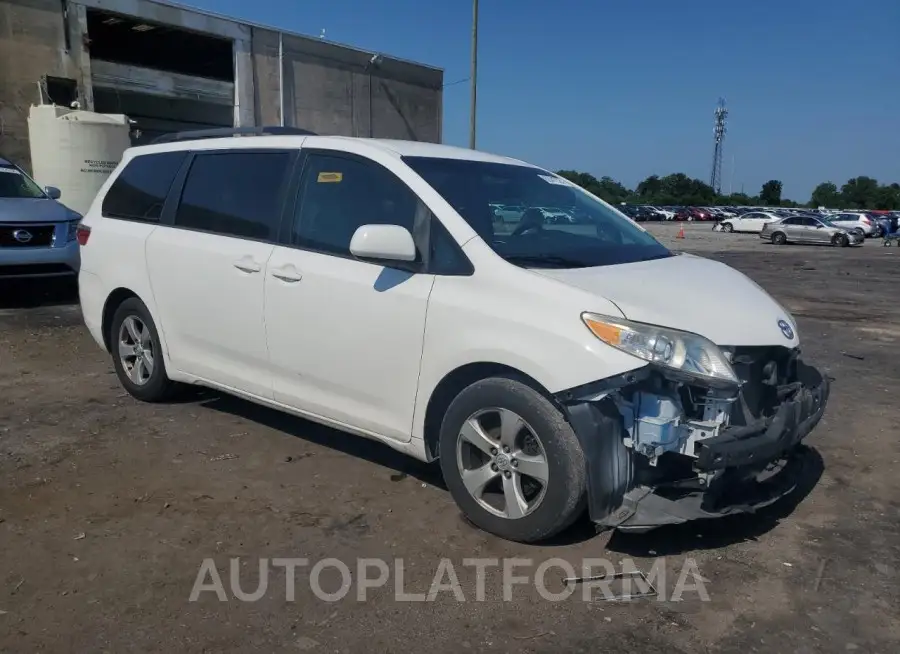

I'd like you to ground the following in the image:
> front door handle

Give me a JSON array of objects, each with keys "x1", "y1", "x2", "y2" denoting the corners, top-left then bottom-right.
[
  {"x1": 233, "y1": 257, "x2": 262, "y2": 274},
  {"x1": 270, "y1": 265, "x2": 302, "y2": 283}
]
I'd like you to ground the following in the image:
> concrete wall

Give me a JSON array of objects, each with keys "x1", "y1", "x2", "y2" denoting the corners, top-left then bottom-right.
[
  {"x1": 0, "y1": 0, "x2": 80, "y2": 171},
  {"x1": 1, "y1": 0, "x2": 443, "y2": 175},
  {"x1": 252, "y1": 28, "x2": 443, "y2": 142},
  {"x1": 250, "y1": 28, "x2": 282, "y2": 127}
]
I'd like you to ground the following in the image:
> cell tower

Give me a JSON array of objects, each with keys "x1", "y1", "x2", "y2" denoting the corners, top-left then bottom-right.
[{"x1": 710, "y1": 98, "x2": 728, "y2": 194}]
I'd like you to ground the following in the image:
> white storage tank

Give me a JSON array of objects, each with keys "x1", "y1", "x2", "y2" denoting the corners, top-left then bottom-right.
[{"x1": 28, "y1": 104, "x2": 132, "y2": 215}]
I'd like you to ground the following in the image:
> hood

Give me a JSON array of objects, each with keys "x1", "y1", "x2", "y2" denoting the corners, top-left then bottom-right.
[
  {"x1": 0, "y1": 198, "x2": 80, "y2": 223},
  {"x1": 533, "y1": 253, "x2": 799, "y2": 347}
]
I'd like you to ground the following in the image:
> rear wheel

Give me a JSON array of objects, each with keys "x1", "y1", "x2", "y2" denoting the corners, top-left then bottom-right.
[
  {"x1": 439, "y1": 376, "x2": 586, "y2": 543},
  {"x1": 110, "y1": 298, "x2": 177, "y2": 402},
  {"x1": 772, "y1": 232, "x2": 787, "y2": 245},
  {"x1": 722, "y1": 222, "x2": 734, "y2": 233}
]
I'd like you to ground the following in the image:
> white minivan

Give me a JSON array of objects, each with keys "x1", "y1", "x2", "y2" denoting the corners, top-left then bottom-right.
[{"x1": 78, "y1": 128, "x2": 829, "y2": 543}]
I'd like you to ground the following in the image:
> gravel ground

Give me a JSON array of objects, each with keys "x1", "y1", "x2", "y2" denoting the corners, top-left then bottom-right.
[{"x1": 1, "y1": 222, "x2": 898, "y2": 653}]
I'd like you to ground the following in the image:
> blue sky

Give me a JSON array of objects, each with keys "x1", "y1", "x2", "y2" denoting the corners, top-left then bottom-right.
[{"x1": 184, "y1": 0, "x2": 899, "y2": 201}]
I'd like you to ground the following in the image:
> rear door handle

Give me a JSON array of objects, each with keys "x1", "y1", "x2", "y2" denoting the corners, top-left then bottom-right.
[
  {"x1": 233, "y1": 257, "x2": 262, "y2": 274},
  {"x1": 270, "y1": 264, "x2": 302, "y2": 283}
]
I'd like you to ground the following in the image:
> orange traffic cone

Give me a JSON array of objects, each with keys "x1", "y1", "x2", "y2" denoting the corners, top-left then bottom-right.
[{"x1": 676, "y1": 225, "x2": 685, "y2": 239}]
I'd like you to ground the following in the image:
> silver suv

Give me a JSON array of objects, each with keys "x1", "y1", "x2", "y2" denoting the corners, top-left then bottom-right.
[{"x1": 0, "y1": 157, "x2": 82, "y2": 279}]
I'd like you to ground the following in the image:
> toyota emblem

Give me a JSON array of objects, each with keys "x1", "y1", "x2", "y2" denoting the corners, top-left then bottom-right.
[
  {"x1": 12, "y1": 229, "x2": 33, "y2": 244},
  {"x1": 777, "y1": 319, "x2": 794, "y2": 340}
]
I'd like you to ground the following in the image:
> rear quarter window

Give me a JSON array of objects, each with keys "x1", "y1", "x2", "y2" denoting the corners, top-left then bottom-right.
[{"x1": 102, "y1": 151, "x2": 188, "y2": 221}]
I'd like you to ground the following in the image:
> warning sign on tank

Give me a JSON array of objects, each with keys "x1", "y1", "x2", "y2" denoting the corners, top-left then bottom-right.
[{"x1": 80, "y1": 159, "x2": 119, "y2": 174}]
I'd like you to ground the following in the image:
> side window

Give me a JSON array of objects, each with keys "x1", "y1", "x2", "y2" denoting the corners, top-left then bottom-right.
[
  {"x1": 174, "y1": 151, "x2": 292, "y2": 241},
  {"x1": 102, "y1": 151, "x2": 187, "y2": 221},
  {"x1": 802, "y1": 217, "x2": 820, "y2": 226},
  {"x1": 781, "y1": 218, "x2": 799, "y2": 225},
  {"x1": 292, "y1": 153, "x2": 417, "y2": 256}
]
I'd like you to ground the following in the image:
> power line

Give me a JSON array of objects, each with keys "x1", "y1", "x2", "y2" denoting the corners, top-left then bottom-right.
[{"x1": 443, "y1": 77, "x2": 470, "y2": 88}]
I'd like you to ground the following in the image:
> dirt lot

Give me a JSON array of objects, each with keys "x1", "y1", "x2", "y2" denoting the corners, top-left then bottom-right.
[{"x1": 2, "y1": 223, "x2": 899, "y2": 653}]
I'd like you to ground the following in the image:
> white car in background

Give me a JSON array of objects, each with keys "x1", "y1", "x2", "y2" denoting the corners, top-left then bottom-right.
[
  {"x1": 719, "y1": 210, "x2": 782, "y2": 233},
  {"x1": 77, "y1": 128, "x2": 829, "y2": 543},
  {"x1": 654, "y1": 207, "x2": 676, "y2": 220},
  {"x1": 826, "y1": 212, "x2": 877, "y2": 237}
]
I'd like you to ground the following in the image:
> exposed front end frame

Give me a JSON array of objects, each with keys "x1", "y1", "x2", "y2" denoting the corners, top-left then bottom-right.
[{"x1": 557, "y1": 347, "x2": 829, "y2": 532}]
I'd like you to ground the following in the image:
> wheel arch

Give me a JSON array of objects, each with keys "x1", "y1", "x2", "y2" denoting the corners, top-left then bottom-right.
[
  {"x1": 101, "y1": 288, "x2": 168, "y2": 359},
  {"x1": 101, "y1": 287, "x2": 141, "y2": 352},
  {"x1": 421, "y1": 362, "x2": 553, "y2": 461}
]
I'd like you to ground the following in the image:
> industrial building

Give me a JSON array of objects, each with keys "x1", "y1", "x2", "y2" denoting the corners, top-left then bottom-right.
[{"x1": 0, "y1": 0, "x2": 444, "y2": 173}]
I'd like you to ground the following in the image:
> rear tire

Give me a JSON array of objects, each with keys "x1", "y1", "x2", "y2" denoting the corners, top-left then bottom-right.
[
  {"x1": 772, "y1": 232, "x2": 787, "y2": 245},
  {"x1": 110, "y1": 298, "x2": 177, "y2": 402},
  {"x1": 438, "y1": 376, "x2": 586, "y2": 543},
  {"x1": 722, "y1": 222, "x2": 734, "y2": 233}
]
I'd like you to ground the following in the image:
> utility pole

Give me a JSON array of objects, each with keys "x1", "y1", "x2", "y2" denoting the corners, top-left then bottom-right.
[
  {"x1": 709, "y1": 98, "x2": 728, "y2": 194},
  {"x1": 469, "y1": 0, "x2": 479, "y2": 149}
]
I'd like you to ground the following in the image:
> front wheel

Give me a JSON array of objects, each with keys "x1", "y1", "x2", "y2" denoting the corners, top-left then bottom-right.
[
  {"x1": 439, "y1": 377, "x2": 586, "y2": 543},
  {"x1": 772, "y1": 232, "x2": 787, "y2": 245},
  {"x1": 832, "y1": 233, "x2": 849, "y2": 247}
]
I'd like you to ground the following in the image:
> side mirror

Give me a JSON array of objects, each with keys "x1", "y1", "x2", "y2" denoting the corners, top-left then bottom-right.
[
  {"x1": 44, "y1": 186, "x2": 62, "y2": 200},
  {"x1": 349, "y1": 224, "x2": 417, "y2": 263}
]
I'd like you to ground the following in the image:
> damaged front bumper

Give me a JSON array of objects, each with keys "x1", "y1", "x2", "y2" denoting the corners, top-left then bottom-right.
[{"x1": 559, "y1": 352, "x2": 829, "y2": 532}]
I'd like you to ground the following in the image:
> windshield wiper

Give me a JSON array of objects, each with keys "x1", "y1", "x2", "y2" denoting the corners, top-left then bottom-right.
[{"x1": 502, "y1": 254, "x2": 590, "y2": 268}]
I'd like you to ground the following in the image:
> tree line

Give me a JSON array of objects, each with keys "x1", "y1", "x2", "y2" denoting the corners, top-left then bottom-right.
[{"x1": 555, "y1": 170, "x2": 900, "y2": 210}]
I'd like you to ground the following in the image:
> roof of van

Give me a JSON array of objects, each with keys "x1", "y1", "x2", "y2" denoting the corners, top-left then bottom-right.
[{"x1": 128, "y1": 135, "x2": 535, "y2": 168}]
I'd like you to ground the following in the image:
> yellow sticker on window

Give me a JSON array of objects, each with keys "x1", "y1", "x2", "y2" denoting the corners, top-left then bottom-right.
[{"x1": 317, "y1": 172, "x2": 343, "y2": 183}]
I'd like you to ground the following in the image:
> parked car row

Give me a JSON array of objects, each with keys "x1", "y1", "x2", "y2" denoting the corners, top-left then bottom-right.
[{"x1": 616, "y1": 203, "x2": 900, "y2": 237}]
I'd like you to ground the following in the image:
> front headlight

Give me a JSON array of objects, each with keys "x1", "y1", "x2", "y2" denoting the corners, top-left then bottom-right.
[{"x1": 581, "y1": 312, "x2": 739, "y2": 385}]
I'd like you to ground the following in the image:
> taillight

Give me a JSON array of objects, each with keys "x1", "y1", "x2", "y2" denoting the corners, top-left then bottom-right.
[
  {"x1": 76, "y1": 223, "x2": 91, "y2": 246},
  {"x1": 861, "y1": 216, "x2": 872, "y2": 224}
]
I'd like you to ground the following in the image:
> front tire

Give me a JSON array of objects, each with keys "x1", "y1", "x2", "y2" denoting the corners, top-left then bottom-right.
[
  {"x1": 772, "y1": 232, "x2": 787, "y2": 245},
  {"x1": 832, "y1": 233, "x2": 849, "y2": 247},
  {"x1": 439, "y1": 376, "x2": 586, "y2": 543},
  {"x1": 110, "y1": 297, "x2": 176, "y2": 402}
]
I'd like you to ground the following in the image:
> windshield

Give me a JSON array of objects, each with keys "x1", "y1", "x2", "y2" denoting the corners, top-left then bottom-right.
[
  {"x1": 0, "y1": 166, "x2": 46, "y2": 199},
  {"x1": 403, "y1": 157, "x2": 672, "y2": 268}
]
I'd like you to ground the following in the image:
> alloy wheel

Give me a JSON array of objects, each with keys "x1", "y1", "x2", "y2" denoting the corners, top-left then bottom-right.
[
  {"x1": 118, "y1": 316, "x2": 154, "y2": 386},
  {"x1": 456, "y1": 408, "x2": 549, "y2": 519}
]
